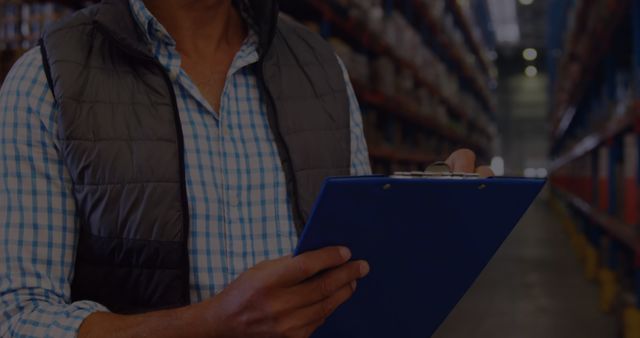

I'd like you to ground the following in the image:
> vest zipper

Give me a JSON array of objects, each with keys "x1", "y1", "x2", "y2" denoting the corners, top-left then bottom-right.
[{"x1": 156, "y1": 64, "x2": 192, "y2": 305}]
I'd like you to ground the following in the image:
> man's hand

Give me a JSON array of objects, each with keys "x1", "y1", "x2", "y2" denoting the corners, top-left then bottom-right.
[
  {"x1": 445, "y1": 149, "x2": 494, "y2": 177},
  {"x1": 202, "y1": 246, "x2": 369, "y2": 338},
  {"x1": 78, "y1": 247, "x2": 368, "y2": 338}
]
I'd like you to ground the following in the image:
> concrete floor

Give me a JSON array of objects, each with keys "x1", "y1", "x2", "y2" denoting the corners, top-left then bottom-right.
[{"x1": 432, "y1": 194, "x2": 617, "y2": 338}]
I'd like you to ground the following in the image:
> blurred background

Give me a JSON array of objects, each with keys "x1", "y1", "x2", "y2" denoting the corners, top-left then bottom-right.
[{"x1": 1, "y1": 0, "x2": 639, "y2": 337}]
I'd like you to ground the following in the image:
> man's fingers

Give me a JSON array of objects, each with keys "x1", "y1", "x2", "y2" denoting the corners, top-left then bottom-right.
[
  {"x1": 309, "y1": 282, "x2": 356, "y2": 321},
  {"x1": 445, "y1": 149, "x2": 476, "y2": 173},
  {"x1": 278, "y1": 260, "x2": 369, "y2": 310},
  {"x1": 278, "y1": 246, "x2": 352, "y2": 284},
  {"x1": 285, "y1": 283, "x2": 357, "y2": 330},
  {"x1": 445, "y1": 149, "x2": 493, "y2": 177},
  {"x1": 305, "y1": 260, "x2": 368, "y2": 301},
  {"x1": 475, "y1": 165, "x2": 494, "y2": 178}
]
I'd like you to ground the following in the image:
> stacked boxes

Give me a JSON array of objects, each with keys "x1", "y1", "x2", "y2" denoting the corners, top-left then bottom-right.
[
  {"x1": 0, "y1": 1, "x2": 77, "y2": 84},
  {"x1": 285, "y1": 0, "x2": 496, "y2": 172}
]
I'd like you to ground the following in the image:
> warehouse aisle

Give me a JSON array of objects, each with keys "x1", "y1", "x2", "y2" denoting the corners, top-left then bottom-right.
[{"x1": 433, "y1": 192, "x2": 616, "y2": 338}]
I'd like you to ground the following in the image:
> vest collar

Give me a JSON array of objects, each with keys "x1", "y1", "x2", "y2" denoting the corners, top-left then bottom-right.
[
  {"x1": 93, "y1": 0, "x2": 279, "y2": 60},
  {"x1": 94, "y1": 0, "x2": 153, "y2": 58},
  {"x1": 241, "y1": 0, "x2": 279, "y2": 56}
]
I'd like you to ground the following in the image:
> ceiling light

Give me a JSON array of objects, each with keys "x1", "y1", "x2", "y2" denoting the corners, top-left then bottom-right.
[
  {"x1": 519, "y1": 0, "x2": 534, "y2": 5},
  {"x1": 522, "y1": 48, "x2": 538, "y2": 61},
  {"x1": 487, "y1": 0, "x2": 520, "y2": 45},
  {"x1": 525, "y1": 65, "x2": 538, "y2": 77}
]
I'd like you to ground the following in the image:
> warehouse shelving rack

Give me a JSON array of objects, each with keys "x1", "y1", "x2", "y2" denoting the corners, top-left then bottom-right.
[
  {"x1": 352, "y1": 81, "x2": 483, "y2": 149},
  {"x1": 448, "y1": 0, "x2": 495, "y2": 83},
  {"x1": 550, "y1": 0, "x2": 631, "y2": 143},
  {"x1": 548, "y1": 0, "x2": 640, "y2": 336},
  {"x1": 281, "y1": 0, "x2": 497, "y2": 174},
  {"x1": 410, "y1": 0, "x2": 495, "y2": 115},
  {"x1": 0, "y1": 0, "x2": 90, "y2": 83}
]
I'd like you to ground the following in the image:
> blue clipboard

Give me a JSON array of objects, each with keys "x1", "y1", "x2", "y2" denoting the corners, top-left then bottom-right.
[{"x1": 294, "y1": 176, "x2": 545, "y2": 338}]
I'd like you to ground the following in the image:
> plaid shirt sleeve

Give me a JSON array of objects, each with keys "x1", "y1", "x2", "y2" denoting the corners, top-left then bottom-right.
[
  {"x1": 337, "y1": 56, "x2": 372, "y2": 176},
  {"x1": 0, "y1": 48, "x2": 108, "y2": 338}
]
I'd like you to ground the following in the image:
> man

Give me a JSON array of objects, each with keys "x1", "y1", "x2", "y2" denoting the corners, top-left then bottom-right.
[{"x1": 0, "y1": 0, "x2": 491, "y2": 336}]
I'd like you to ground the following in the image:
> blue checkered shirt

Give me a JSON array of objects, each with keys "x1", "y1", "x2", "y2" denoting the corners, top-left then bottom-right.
[{"x1": 0, "y1": 1, "x2": 371, "y2": 336}]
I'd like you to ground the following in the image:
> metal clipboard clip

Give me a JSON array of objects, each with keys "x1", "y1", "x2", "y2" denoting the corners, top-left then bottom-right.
[{"x1": 391, "y1": 161, "x2": 481, "y2": 179}]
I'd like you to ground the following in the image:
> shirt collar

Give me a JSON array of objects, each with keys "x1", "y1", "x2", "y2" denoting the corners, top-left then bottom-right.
[
  {"x1": 128, "y1": 0, "x2": 177, "y2": 47},
  {"x1": 127, "y1": 0, "x2": 258, "y2": 51},
  {"x1": 126, "y1": 0, "x2": 260, "y2": 114}
]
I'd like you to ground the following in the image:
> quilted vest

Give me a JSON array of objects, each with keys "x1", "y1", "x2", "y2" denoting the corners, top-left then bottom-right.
[{"x1": 39, "y1": 0, "x2": 351, "y2": 313}]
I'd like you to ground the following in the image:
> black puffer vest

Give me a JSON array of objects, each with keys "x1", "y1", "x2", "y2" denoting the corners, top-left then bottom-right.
[{"x1": 40, "y1": 0, "x2": 351, "y2": 313}]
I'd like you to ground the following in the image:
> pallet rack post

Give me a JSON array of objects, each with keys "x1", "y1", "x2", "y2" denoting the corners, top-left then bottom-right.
[
  {"x1": 599, "y1": 146, "x2": 611, "y2": 212},
  {"x1": 624, "y1": 2, "x2": 640, "y2": 336},
  {"x1": 609, "y1": 137, "x2": 622, "y2": 217},
  {"x1": 624, "y1": 133, "x2": 639, "y2": 225},
  {"x1": 598, "y1": 136, "x2": 623, "y2": 311},
  {"x1": 634, "y1": 0, "x2": 640, "y2": 98},
  {"x1": 592, "y1": 152, "x2": 600, "y2": 206}
]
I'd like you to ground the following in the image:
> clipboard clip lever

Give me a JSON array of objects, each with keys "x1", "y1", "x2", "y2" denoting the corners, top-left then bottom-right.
[{"x1": 391, "y1": 161, "x2": 480, "y2": 179}]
